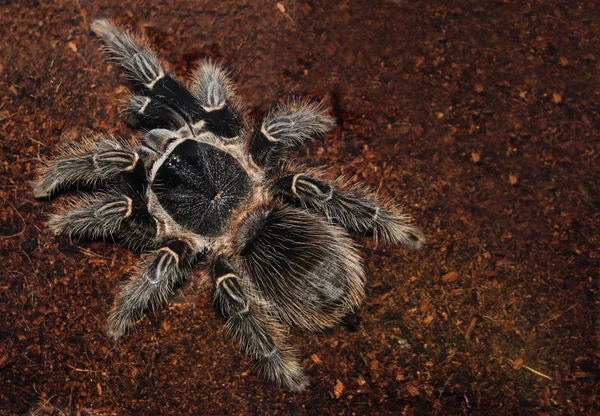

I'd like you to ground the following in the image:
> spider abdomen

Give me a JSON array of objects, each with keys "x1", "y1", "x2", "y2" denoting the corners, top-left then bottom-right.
[
  {"x1": 236, "y1": 205, "x2": 365, "y2": 331},
  {"x1": 152, "y1": 139, "x2": 251, "y2": 236}
]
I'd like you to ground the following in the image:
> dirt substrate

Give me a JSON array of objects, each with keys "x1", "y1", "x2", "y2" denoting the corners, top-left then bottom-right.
[{"x1": 1, "y1": 1, "x2": 598, "y2": 414}]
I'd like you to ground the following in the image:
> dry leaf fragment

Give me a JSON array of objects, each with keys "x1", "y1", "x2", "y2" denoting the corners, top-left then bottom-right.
[
  {"x1": 334, "y1": 379, "x2": 344, "y2": 398},
  {"x1": 552, "y1": 93, "x2": 562, "y2": 104},
  {"x1": 68, "y1": 41, "x2": 77, "y2": 52},
  {"x1": 471, "y1": 152, "x2": 481, "y2": 163},
  {"x1": 512, "y1": 358, "x2": 524, "y2": 370},
  {"x1": 442, "y1": 271, "x2": 459, "y2": 282},
  {"x1": 311, "y1": 354, "x2": 322, "y2": 365},
  {"x1": 407, "y1": 385, "x2": 420, "y2": 397},
  {"x1": 114, "y1": 85, "x2": 128, "y2": 95},
  {"x1": 276, "y1": 2, "x2": 285, "y2": 13},
  {"x1": 509, "y1": 174, "x2": 518, "y2": 185},
  {"x1": 161, "y1": 320, "x2": 171, "y2": 331}
]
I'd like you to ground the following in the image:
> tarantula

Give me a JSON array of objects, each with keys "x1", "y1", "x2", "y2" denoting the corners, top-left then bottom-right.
[{"x1": 33, "y1": 20, "x2": 425, "y2": 391}]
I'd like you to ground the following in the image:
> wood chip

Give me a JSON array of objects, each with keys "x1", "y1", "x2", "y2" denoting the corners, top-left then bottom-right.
[
  {"x1": 465, "y1": 317, "x2": 477, "y2": 341},
  {"x1": 161, "y1": 320, "x2": 171, "y2": 331},
  {"x1": 509, "y1": 174, "x2": 518, "y2": 185},
  {"x1": 407, "y1": 385, "x2": 420, "y2": 397},
  {"x1": 471, "y1": 152, "x2": 481, "y2": 163},
  {"x1": 68, "y1": 41, "x2": 77, "y2": 52},
  {"x1": 512, "y1": 358, "x2": 524, "y2": 370},
  {"x1": 442, "y1": 271, "x2": 458, "y2": 282},
  {"x1": 552, "y1": 93, "x2": 562, "y2": 104},
  {"x1": 311, "y1": 354, "x2": 322, "y2": 365}
]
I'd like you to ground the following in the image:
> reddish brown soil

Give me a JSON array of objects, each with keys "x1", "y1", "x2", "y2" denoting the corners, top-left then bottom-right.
[{"x1": 1, "y1": 1, "x2": 598, "y2": 414}]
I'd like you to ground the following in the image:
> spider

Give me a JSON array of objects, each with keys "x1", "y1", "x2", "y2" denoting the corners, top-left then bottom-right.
[{"x1": 33, "y1": 20, "x2": 426, "y2": 391}]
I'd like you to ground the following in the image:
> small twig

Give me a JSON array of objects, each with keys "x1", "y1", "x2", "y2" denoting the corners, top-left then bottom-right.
[
  {"x1": 0, "y1": 112, "x2": 13, "y2": 122},
  {"x1": 505, "y1": 358, "x2": 553, "y2": 381},
  {"x1": 438, "y1": 373, "x2": 455, "y2": 401},
  {"x1": 0, "y1": 198, "x2": 28, "y2": 238},
  {"x1": 481, "y1": 314, "x2": 510, "y2": 322},
  {"x1": 31, "y1": 394, "x2": 63, "y2": 416},
  {"x1": 521, "y1": 365, "x2": 553, "y2": 380},
  {"x1": 376, "y1": 166, "x2": 389, "y2": 194},
  {"x1": 276, "y1": 2, "x2": 295, "y2": 25},
  {"x1": 14, "y1": 387, "x2": 64, "y2": 416},
  {"x1": 539, "y1": 304, "x2": 576, "y2": 326},
  {"x1": 464, "y1": 317, "x2": 477, "y2": 341},
  {"x1": 0, "y1": 229, "x2": 26, "y2": 239},
  {"x1": 75, "y1": 245, "x2": 107, "y2": 258},
  {"x1": 27, "y1": 136, "x2": 46, "y2": 147},
  {"x1": 67, "y1": 364, "x2": 104, "y2": 374}
]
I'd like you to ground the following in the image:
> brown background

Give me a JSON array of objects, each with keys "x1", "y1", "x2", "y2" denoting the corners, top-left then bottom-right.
[{"x1": 1, "y1": 0, "x2": 598, "y2": 414}]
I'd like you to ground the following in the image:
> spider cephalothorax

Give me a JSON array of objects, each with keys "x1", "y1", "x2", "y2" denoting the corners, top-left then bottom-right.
[{"x1": 33, "y1": 20, "x2": 426, "y2": 391}]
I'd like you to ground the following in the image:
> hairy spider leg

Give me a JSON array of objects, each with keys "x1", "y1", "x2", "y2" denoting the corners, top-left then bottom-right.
[
  {"x1": 271, "y1": 172, "x2": 426, "y2": 248},
  {"x1": 34, "y1": 138, "x2": 157, "y2": 246},
  {"x1": 250, "y1": 100, "x2": 335, "y2": 167},
  {"x1": 91, "y1": 20, "x2": 243, "y2": 139},
  {"x1": 108, "y1": 239, "x2": 198, "y2": 340},
  {"x1": 190, "y1": 60, "x2": 245, "y2": 140},
  {"x1": 34, "y1": 139, "x2": 137, "y2": 197},
  {"x1": 47, "y1": 191, "x2": 136, "y2": 239},
  {"x1": 212, "y1": 255, "x2": 308, "y2": 391}
]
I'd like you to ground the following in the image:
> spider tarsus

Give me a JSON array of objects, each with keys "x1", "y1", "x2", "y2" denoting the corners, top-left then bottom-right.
[
  {"x1": 224, "y1": 303, "x2": 308, "y2": 392},
  {"x1": 91, "y1": 19, "x2": 164, "y2": 88},
  {"x1": 256, "y1": 345, "x2": 309, "y2": 392},
  {"x1": 33, "y1": 177, "x2": 58, "y2": 199},
  {"x1": 375, "y1": 210, "x2": 427, "y2": 249},
  {"x1": 33, "y1": 155, "x2": 95, "y2": 198},
  {"x1": 191, "y1": 60, "x2": 244, "y2": 139},
  {"x1": 192, "y1": 60, "x2": 236, "y2": 110},
  {"x1": 341, "y1": 307, "x2": 362, "y2": 332},
  {"x1": 89, "y1": 19, "x2": 113, "y2": 39}
]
